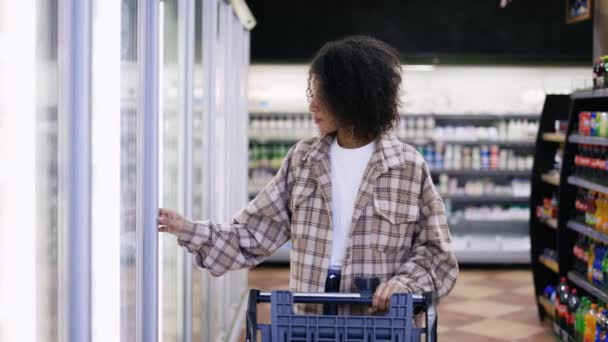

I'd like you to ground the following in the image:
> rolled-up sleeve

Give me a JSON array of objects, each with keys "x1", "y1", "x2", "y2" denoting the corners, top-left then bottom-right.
[
  {"x1": 391, "y1": 162, "x2": 459, "y2": 300},
  {"x1": 177, "y1": 146, "x2": 296, "y2": 277}
]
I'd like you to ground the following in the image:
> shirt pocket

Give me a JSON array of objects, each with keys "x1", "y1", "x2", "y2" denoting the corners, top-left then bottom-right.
[
  {"x1": 289, "y1": 181, "x2": 320, "y2": 240},
  {"x1": 371, "y1": 196, "x2": 419, "y2": 254}
]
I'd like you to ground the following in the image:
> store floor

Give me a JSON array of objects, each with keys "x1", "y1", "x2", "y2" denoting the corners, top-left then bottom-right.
[{"x1": 240, "y1": 265, "x2": 554, "y2": 342}]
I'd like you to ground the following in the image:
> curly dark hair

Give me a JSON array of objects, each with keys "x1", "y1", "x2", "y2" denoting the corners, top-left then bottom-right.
[{"x1": 308, "y1": 35, "x2": 402, "y2": 140}]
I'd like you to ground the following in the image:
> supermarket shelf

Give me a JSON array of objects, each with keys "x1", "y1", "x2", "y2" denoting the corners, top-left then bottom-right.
[
  {"x1": 250, "y1": 112, "x2": 541, "y2": 120},
  {"x1": 443, "y1": 195, "x2": 529, "y2": 203},
  {"x1": 250, "y1": 137, "x2": 535, "y2": 147},
  {"x1": 568, "y1": 271, "x2": 608, "y2": 303},
  {"x1": 454, "y1": 249, "x2": 530, "y2": 264},
  {"x1": 569, "y1": 134, "x2": 608, "y2": 147},
  {"x1": 568, "y1": 176, "x2": 608, "y2": 195},
  {"x1": 567, "y1": 220, "x2": 608, "y2": 244},
  {"x1": 539, "y1": 218, "x2": 558, "y2": 230},
  {"x1": 428, "y1": 114, "x2": 540, "y2": 121},
  {"x1": 249, "y1": 138, "x2": 301, "y2": 145},
  {"x1": 571, "y1": 88, "x2": 608, "y2": 100},
  {"x1": 263, "y1": 243, "x2": 531, "y2": 264},
  {"x1": 541, "y1": 173, "x2": 561, "y2": 186},
  {"x1": 449, "y1": 220, "x2": 529, "y2": 235},
  {"x1": 431, "y1": 169, "x2": 531, "y2": 177},
  {"x1": 252, "y1": 167, "x2": 532, "y2": 177},
  {"x1": 431, "y1": 139, "x2": 535, "y2": 147},
  {"x1": 542, "y1": 132, "x2": 566, "y2": 143},
  {"x1": 538, "y1": 296, "x2": 555, "y2": 318},
  {"x1": 538, "y1": 255, "x2": 559, "y2": 273}
]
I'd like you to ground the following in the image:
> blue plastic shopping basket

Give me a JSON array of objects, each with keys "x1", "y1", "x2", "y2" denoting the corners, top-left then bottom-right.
[{"x1": 246, "y1": 278, "x2": 437, "y2": 342}]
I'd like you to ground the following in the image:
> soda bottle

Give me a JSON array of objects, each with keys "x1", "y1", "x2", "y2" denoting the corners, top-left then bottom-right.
[
  {"x1": 590, "y1": 244, "x2": 597, "y2": 282},
  {"x1": 592, "y1": 112, "x2": 599, "y2": 137},
  {"x1": 558, "y1": 277, "x2": 569, "y2": 304},
  {"x1": 594, "y1": 248, "x2": 607, "y2": 286},
  {"x1": 595, "y1": 308, "x2": 606, "y2": 341},
  {"x1": 559, "y1": 286, "x2": 571, "y2": 327},
  {"x1": 581, "y1": 112, "x2": 592, "y2": 136},
  {"x1": 588, "y1": 192, "x2": 599, "y2": 228},
  {"x1": 597, "y1": 310, "x2": 608, "y2": 342},
  {"x1": 577, "y1": 297, "x2": 590, "y2": 342},
  {"x1": 569, "y1": 289, "x2": 582, "y2": 336},
  {"x1": 584, "y1": 304, "x2": 599, "y2": 342}
]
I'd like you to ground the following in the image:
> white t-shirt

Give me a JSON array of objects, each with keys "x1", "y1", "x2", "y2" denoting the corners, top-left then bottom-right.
[{"x1": 329, "y1": 137, "x2": 375, "y2": 269}]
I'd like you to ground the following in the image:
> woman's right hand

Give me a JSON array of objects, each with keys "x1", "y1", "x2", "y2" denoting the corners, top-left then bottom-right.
[{"x1": 157, "y1": 208, "x2": 186, "y2": 238}]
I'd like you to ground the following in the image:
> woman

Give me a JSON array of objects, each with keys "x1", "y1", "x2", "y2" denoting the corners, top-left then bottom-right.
[{"x1": 158, "y1": 35, "x2": 458, "y2": 314}]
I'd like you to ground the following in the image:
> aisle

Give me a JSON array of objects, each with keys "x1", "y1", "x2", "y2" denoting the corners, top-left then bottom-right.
[{"x1": 241, "y1": 266, "x2": 553, "y2": 341}]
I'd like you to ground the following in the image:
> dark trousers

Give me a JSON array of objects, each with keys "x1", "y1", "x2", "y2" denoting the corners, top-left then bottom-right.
[{"x1": 323, "y1": 269, "x2": 342, "y2": 315}]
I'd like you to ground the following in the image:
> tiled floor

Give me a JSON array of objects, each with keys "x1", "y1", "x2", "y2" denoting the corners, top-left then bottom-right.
[{"x1": 241, "y1": 265, "x2": 555, "y2": 341}]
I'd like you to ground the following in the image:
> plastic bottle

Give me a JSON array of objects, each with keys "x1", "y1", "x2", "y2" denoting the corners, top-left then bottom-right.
[
  {"x1": 559, "y1": 286, "x2": 571, "y2": 327},
  {"x1": 595, "y1": 308, "x2": 606, "y2": 342},
  {"x1": 577, "y1": 297, "x2": 590, "y2": 342},
  {"x1": 596, "y1": 310, "x2": 608, "y2": 342},
  {"x1": 584, "y1": 304, "x2": 599, "y2": 342},
  {"x1": 590, "y1": 244, "x2": 597, "y2": 283},
  {"x1": 594, "y1": 247, "x2": 607, "y2": 286},
  {"x1": 592, "y1": 112, "x2": 599, "y2": 137},
  {"x1": 602, "y1": 250, "x2": 608, "y2": 291},
  {"x1": 568, "y1": 289, "x2": 581, "y2": 336}
]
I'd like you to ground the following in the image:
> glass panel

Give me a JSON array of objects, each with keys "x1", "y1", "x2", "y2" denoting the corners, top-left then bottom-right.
[
  {"x1": 191, "y1": 1, "x2": 207, "y2": 340},
  {"x1": 0, "y1": 1, "x2": 61, "y2": 341},
  {"x1": 159, "y1": 0, "x2": 181, "y2": 340},
  {"x1": 91, "y1": 0, "x2": 122, "y2": 341},
  {"x1": 120, "y1": 0, "x2": 139, "y2": 340},
  {"x1": 0, "y1": 0, "x2": 62, "y2": 340}
]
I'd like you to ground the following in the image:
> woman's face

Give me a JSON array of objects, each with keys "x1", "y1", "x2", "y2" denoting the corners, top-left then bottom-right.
[{"x1": 308, "y1": 77, "x2": 338, "y2": 134}]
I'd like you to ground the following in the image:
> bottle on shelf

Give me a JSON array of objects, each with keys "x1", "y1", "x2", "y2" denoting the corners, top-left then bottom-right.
[
  {"x1": 584, "y1": 304, "x2": 599, "y2": 342},
  {"x1": 567, "y1": 289, "x2": 581, "y2": 336},
  {"x1": 576, "y1": 297, "x2": 590, "y2": 342}
]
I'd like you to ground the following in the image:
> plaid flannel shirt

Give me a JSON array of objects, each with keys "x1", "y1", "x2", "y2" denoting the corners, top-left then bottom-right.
[{"x1": 178, "y1": 132, "x2": 459, "y2": 313}]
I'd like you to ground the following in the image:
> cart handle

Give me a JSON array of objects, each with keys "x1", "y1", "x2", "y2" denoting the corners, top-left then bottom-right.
[{"x1": 255, "y1": 291, "x2": 425, "y2": 305}]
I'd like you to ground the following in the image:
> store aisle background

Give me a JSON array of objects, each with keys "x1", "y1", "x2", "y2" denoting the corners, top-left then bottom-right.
[{"x1": 241, "y1": 266, "x2": 554, "y2": 341}]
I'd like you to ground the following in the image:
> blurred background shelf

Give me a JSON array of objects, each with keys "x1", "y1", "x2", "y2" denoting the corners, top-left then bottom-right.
[
  {"x1": 541, "y1": 173, "x2": 561, "y2": 186},
  {"x1": 542, "y1": 132, "x2": 566, "y2": 143}
]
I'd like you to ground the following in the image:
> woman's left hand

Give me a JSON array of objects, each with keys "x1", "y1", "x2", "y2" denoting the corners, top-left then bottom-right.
[{"x1": 369, "y1": 280, "x2": 410, "y2": 314}]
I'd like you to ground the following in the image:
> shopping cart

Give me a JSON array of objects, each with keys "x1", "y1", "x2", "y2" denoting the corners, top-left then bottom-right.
[{"x1": 246, "y1": 278, "x2": 437, "y2": 342}]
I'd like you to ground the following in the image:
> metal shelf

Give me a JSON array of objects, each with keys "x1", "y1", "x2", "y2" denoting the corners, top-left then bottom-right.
[
  {"x1": 569, "y1": 134, "x2": 608, "y2": 147},
  {"x1": 539, "y1": 255, "x2": 559, "y2": 273},
  {"x1": 250, "y1": 112, "x2": 541, "y2": 120},
  {"x1": 263, "y1": 242, "x2": 531, "y2": 264},
  {"x1": 541, "y1": 173, "x2": 561, "y2": 186},
  {"x1": 538, "y1": 296, "x2": 555, "y2": 318},
  {"x1": 568, "y1": 176, "x2": 608, "y2": 195},
  {"x1": 429, "y1": 114, "x2": 540, "y2": 121},
  {"x1": 568, "y1": 271, "x2": 608, "y2": 303},
  {"x1": 454, "y1": 249, "x2": 530, "y2": 264},
  {"x1": 571, "y1": 88, "x2": 608, "y2": 100},
  {"x1": 250, "y1": 137, "x2": 535, "y2": 147},
  {"x1": 443, "y1": 195, "x2": 529, "y2": 203},
  {"x1": 567, "y1": 220, "x2": 608, "y2": 244},
  {"x1": 539, "y1": 218, "x2": 558, "y2": 230},
  {"x1": 431, "y1": 169, "x2": 531, "y2": 177},
  {"x1": 429, "y1": 139, "x2": 535, "y2": 147},
  {"x1": 249, "y1": 138, "x2": 300, "y2": 144},
  {"x1": 542, "y1": 132, "x2": 566, "y2": 143}
]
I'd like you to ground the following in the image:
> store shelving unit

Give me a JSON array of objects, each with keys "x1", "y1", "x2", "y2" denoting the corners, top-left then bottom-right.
[
  {"x1": 529, "y1": 94, "x2": 572, "y2": 323},
  {"x1": 250, "y1": 112, "x2": 539, "y2": 263},
  {"x1": 531, "y1": 90, "x2": 608, "y2": 331}
]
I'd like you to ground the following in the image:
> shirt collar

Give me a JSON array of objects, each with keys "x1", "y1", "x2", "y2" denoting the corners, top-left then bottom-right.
[{"x1": 302, "y1": 132, "x2": 405, "y2": 173}]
